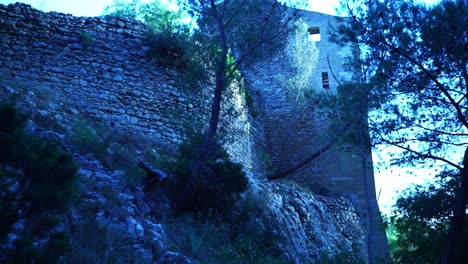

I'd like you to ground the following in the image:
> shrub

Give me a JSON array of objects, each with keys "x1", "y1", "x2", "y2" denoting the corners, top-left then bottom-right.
[
  {"x1": 239, "y1": 83, "x2": 258, "y2": 117},
  {"x1": 388, "y1": 170, "x2": 468, "y2": 263},
  {"x1": 319, "y1": 247, "x2": 366, "y2": 264},
  {"x1": 0, "y1": 102, "x2": 79, "y2": 262},
  {"x1": 79, "y1": 30, "x2": 93, "y2": 49},
  {"x1": 160, "y1": 134, "x2": 248, "y2": 213},
  {"x1": 145, "y1": 29, "x2": 211, "y2": 89},
  {"x1": 164, "y1": 192, "x2": 288, "y2": 264},
  {"x1": 65, "y1": 216, "x2": 146, "y2": 263},
  {"x1": 145, "y1": 28, "x2": 188, "y2": 66},
  {"x1": 68, "y1": 121, "x2": 108, "y2": 158}
]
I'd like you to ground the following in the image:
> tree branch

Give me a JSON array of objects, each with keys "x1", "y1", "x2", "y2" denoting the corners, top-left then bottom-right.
[
  {"x1": 385, "y1": 44, "x2": 468, "y2": 130},
  {"x1": 327, "y1": 53, "x2": 343, "y2": 87},
  {"x1": 373, "y1": 130, "x2": 462, "y2": 170},
  {"x1": 413, "y1": 123, "x2": 468, "y2": 137}
]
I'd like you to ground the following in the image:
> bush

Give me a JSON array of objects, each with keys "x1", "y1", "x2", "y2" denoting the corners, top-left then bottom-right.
[
  {"x1": 145, "y1": 29, "x2": 211, "y2": 89},
  {"x1": 67, "y1": 122, "x2": 156, "y2": 187},
  {"x1": 388, "y1": 170, "x2": 468, "y2": 263},
  {"x1": 65, "y1": 216, "x2": 146, "y2": 263},
  {"x1": 159, "y1": 134, "x2": 248, "y2": 213},
  {"x1": 164, "y1": 192, "x2": 288, "y2": 264},
  {"x1": 68, "y1": 121, "x2": 109, "y2": 158},
  {"x1": 213, "y1": 193, "x2": 288, "y2": 264},
  {"x1": 79, "y1": 30, "x2": 93, "y2": 49},
  {"x1": 0, "y1": 103, "x2": 79, "y2": 262},
  {"x1": 318, "y1": 246, "x2": 366, "y2": 264},
  {"x1": 145, "y1": 28, "x2": 188, "y2": 66}
]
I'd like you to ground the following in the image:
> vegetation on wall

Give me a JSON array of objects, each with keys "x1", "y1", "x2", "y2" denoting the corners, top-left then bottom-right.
[
  {"x1": 104, "y1": 0, "x2": 209, "y2": 88},
  {"x1": 238, "y1": 82, "x2": 257, "y2": 117},
  {"x1": 79, "y1": 30, "x2": 93, "y2": 49},
  {"x1": 0, "y1": 103, "x2": 79, "y2": 263},
  {"x1": 282, "y1": 17, "x2": 319, "y2": 102},
  {"x1": 157, "y1": 133, "x2": 248, "y2": 213}
]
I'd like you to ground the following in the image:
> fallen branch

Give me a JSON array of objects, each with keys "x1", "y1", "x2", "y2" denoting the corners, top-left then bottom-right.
[{"x1": 139, "y1": 161, "x2": 169, "y2": 191}]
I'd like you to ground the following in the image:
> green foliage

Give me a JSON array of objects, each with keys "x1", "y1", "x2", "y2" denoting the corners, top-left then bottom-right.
[
  {"x1": 68, "y1": 121, "x2": 108, "y2": 158},
  {"x1": 282, "y1": 18, "x2": 319, "y2": 102},
  {"x1": 101, "y1": 131, "x2": 160, "y2": 186},
  {"x1": 214, "y1": 193, "x2": 288, "y2": 264},
  {"x1": 79, "y1": 30, "x2": 93, "y2": 49},
  {"x1": 319, "y1": 247, "x2": 366, "y2": 264},
  {"x1": 145, "y1": 27, "x2": 194, "y2": 67},
  {"x1": 239, "y1": 83, "x2": 257, "y2": 117},
  {"x1": 104, "y1": 0, "x2": 139, "y2": 19},
  {"x1": 388, "y1": 170, "x2": 468, "y2": 263},
  {"x1": 144, "y1": 26, "x2": 212, "y2": 89},
  {"x1": 68, "y1": 121, "x2": 165, "y2": 187},
  {"x1": 164, "y1": 192, "x2": 288, "y2": 264},
  {"x1": 104, "y1": 1, "x2": 209, "y2": 88},
  {"x1": 258, "y1": 150, "x2": 276, "y2": 175},
  {"x1": 104, "y1": 0, "x2": 189, "y2": 33},
  {"x1": 65, "y1": 216, "x2": 146, "y2": 263},
  {"x1": 0, "y1": 103, "x2": 79, "y2": 262},
  {"x1": 161, "y1": 134, "x2": 248, "y2": 213}
]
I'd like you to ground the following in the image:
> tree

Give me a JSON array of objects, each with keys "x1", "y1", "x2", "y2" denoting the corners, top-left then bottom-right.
[
  {"x1": 0, "y1": 103, "x2": 79, "y2": 262},
  {"x1": 171, "y1": 0, "x2": 307, "y2": 211},
  {"x1": 282, "y1": 17, "x2": 319, "y2": 102},
  {"x1": 104, "y1": 0, "x2": 187, "y2": 33},
  {"x1": 389, "y1": 170, "x2": 468, "y2": 263},
  {"x1": 335, "y1": 0, "x2": 468, "y2": 263}
]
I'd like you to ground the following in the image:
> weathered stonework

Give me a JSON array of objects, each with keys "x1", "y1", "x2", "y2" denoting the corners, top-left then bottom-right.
[
  {"x1": 243, "y1": 9, "x2": 389, "y2": 260},
  {"x1": 0, "y1": 2, "x2": 262, "y2": 172},
  {"x1": 0, "y1": 2, "x2": 389, "y2": 262}
]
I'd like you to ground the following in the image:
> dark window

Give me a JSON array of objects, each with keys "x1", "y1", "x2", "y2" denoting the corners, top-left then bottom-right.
[
  {"x1": 322, "y1": 72, "x2": 329, "y2": 88},
  {"x1": 308, "y1": 26, "x2": 321, "y2": 41}
]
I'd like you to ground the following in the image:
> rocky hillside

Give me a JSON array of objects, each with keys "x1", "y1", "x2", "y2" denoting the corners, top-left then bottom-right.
[{"x1": 0, "y1": 78, "x2": 368, "y2": 263}]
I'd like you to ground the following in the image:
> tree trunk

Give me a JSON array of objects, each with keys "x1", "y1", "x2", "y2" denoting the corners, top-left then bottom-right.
[
  {"x1": 358, "y1": 117, "x2": 373, "y2": 264},
  {"x1": 442, "y1": 146, "x2": 468, "y2": 264},
  {"x1": 204, "y1": 0, "x2": 228, "y2": 151},
  {"x1": 191, "y1": 0, "x2": 228, "y2": 175},
  {"x1": 174, "y1": 0, "x2": 228, "y2": 212}
]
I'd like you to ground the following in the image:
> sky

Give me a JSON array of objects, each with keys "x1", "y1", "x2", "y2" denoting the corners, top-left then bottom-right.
[
  {"x1": 0, "y1": 0, "x2": 344, "y2": 16},
  {"x1": 0, "y1": 0, "x2": 443, "y2": 16},
  {"x1": 0, "y1": 0, "x2": 444, "y2": 214}
]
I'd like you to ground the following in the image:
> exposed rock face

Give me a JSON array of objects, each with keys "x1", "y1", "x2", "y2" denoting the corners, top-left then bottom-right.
[
  {"x1": 0, "y1": 2, "x2": 389, "y2": 262},
  {"x1": 260, "y1": 182, "x2": 367, "y2": 262},
  {"x1": 72, "y1": 153, "x2": 196, "y2": 263}
]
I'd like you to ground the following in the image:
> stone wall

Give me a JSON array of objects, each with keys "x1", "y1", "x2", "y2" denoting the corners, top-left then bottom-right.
[{"x1": 0, "y1": 2, "x2": 261, "y2": 172}]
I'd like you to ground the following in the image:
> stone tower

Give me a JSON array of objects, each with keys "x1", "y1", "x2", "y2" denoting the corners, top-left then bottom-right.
[{"x1": 242, "y1": 8, "x2": 391, "y2": 261}]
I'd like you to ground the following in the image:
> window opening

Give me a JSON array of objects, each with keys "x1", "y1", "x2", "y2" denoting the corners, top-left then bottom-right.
[
  {"x1": 308, "y1": 26, "x2": 321, "y2": 42},
  {"x1": 322, "y1": 72, "x2": 329, "y2": 88}
]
